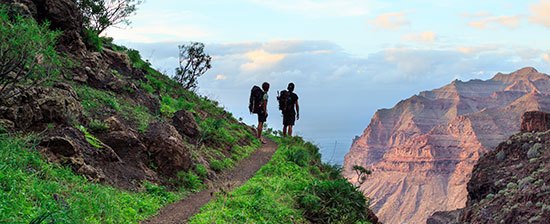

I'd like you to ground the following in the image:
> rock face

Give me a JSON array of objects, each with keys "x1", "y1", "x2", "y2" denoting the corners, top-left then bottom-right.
[{"x1": 343, "y1": 67, "x2": 550, "y2": 224}]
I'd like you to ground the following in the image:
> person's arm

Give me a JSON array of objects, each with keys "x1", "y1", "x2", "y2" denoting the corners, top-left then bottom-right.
[
  {"x1": 263, "y1": 99, "x2": 268, "y2": 116},
  {"x1": 296, "y1": 100, "x2": 299, "y2": 120}
]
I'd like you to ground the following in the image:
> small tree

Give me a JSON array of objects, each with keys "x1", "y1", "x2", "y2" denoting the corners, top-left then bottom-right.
[
  {"x1": 0, "y1": 8, "x2": 64, "y2": 99},
  {"x1": 174, "y1": 42, "x2": 212, "y2": 91},
  {"x1": 77, "y1": 0, "x2": 142, "y2": 35},
  {"x1": 352, "y1": 165, "x2": 372, "y2": 186}
]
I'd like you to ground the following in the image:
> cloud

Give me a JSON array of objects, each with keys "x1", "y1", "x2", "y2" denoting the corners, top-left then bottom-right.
[
  {"x1": 459, "y1": 11, "x2": 492, "y2": 18},
  {"x1": 457, "y1": 45, "x2": 500, "y2": 54},
  {"x1": 248, "y1": 0, "x2": 372, "y2": 17},
  {"x1": 241, "y1": 50, "x2": 288, "y2": 71},
  {"x1": 105, "y1": 25, "x2": 212, "y2": 43},
  {"x1": 401, "y1": 31, "x2": 436, "y2": 45},
  {"x1": 544, "y1": 52, "x2": 550, "y2": 64},
  {"x1": 215, "y1": 74, "x2": 228, "y2": 80},
  {"x1": 467, "y1": 15, "x2": 522, "y2": 30},
  {"x1": 529, "y1": 0, "x2": 550, "y2": 28},
  {"x1": 367, "y1": 11, "x2": 412, "y2": 29}
]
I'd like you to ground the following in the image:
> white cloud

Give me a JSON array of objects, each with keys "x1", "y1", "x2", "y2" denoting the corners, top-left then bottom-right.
[
  {"x1": 544, "y1": 52, "x2": 550, "y2": 64},
  {"x1": 248, "y1": 0, "x2": 372, "y2": 17},
  {"x1": 401, "y1": 31, "x2": 436, "y2": 45},
  {"x1": 241, "y1": 50, "x2": 288, "y2": 71},
  {"x1": 367, "y1": 10, "x2": 412, "y2": 29},
  {"x1": 105, "y1": 25, "x2": 213, "y2": 43},
  {"x1": 529, "y1": 0, "x2": 550, "y2": 28},
  {"x1": 457, "y1": 45, "x2": 500, "y2": 54},
  {"x1": 459, "y1": 11, "x2": 492, "y2": 18},
  {"x1": 215, "y1": 74, "x2": 228, "y2": 80},
  {"x1": 467, "y1": 15, "x2": 522, "y2": 30}
]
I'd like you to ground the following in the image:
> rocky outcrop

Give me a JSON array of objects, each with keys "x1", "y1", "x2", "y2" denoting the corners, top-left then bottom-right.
[
  {"x1": 451, "y1": 111, "x2": 550, "y2": 223},
  {"x1": 172, "y1": 110, "x2": 200, "y2": 143},
  {"x1": 426, "y1": 209, "x2": 461, "y2": 224},
  {"x1": 0, "y1": 84, "x2": 83, "y2": 130},
  {"x1": 521, "y1": 111, "x2": 550, "y2": 132},
  {"x1": 343, "y1": 67, "x2": 550, "y2": 224}
]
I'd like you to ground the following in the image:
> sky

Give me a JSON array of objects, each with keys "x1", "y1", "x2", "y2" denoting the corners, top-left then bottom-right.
[{"x1": 104, "y1": 0, "x2": 550, "y2": 164}]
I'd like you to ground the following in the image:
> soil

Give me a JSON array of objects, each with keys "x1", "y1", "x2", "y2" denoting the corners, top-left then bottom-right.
[{"x1": 142, "y1": 138, "x2": 278, "y2": 224}]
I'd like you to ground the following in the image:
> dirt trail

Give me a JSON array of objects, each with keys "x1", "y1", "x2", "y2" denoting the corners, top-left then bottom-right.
[{"x1": 142, "y1": 138, "x2": 278, "y2": 224}]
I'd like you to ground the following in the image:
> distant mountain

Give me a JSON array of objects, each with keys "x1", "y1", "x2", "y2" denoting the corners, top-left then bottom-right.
[{"x1": 343, "y1": 67, "x2": 550, "y2": 224}]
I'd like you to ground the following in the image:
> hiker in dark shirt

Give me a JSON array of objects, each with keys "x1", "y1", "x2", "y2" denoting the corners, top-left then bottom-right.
[
  {"x1": 283, "y1": 83, "x2": 299, "y2": 137},
  {"x1": 257, "y1": 82, "x2": 270, "y2": 144}
]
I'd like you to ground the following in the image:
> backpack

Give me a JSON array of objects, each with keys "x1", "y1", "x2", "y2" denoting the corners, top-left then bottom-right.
[
  {"x1": 249, "y1": 85, "x2": 264, "y2": 114},
  {"x1": 277, "y1": 90, "x2": 290, "y2": 112}
]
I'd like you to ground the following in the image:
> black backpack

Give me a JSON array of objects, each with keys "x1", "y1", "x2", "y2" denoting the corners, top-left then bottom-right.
[
  {"x1": 249, "y1": 85, "x2": 264, "y2": 114},
  {"x1": 277, "y1": 90, "x2": 290, "y2": 112}
]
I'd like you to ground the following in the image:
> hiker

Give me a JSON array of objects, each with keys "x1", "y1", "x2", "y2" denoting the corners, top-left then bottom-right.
[
  {"x1": 249, "y1": 82, "x2": 270, "y2": 144},
  {"x1": 280, "y1": 82, "x2": 299, "y2": 137}
]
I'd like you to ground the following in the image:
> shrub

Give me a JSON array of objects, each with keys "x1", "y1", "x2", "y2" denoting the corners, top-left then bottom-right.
[
  {"x1": 177, "y1": 171, "x2": 204, "y2": 192},
  {"x1": 194, "y1": 164, "x2": 208, "y2": 178},
  {"x1": 88, "y1": 119, "x2": 109, "y2": 132},
  {"x1": 76, "y1": 125, "x2": 104, "y2": 148},
  {"x1": 82, "y1": 28, "x2": 102, "y2": 52},
  {"x1": 210, "y1": 159, "x2": 224, "y2": 172},
  {"x1": 284, "y1": 146, "x2": 310, "y2": 166},
  {"x1": 0, "y1": 8, "x2": 65, "y2": 99},
  {"x1": 298, "y1": 179, "x2": 369, "y2": 224},
  {"x1": 527, "y1": 143, "x2": 541, "y2": 159}
]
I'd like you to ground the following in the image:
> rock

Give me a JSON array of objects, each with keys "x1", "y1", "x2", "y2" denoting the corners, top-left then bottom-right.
[
  {"x1": 172, "y1": 110, "x2": 200, "y2": 142},
  {"x1": 520, "y1": 111, "x2": 550, "y2": 132},
  {"x1": 144, "y1": 122, "x2": 192, "y2": 178},
  {"x1": 104, "y1": 116, "x2": 124, "y2": 132},
  {"x1": 103, "y1": 48, "x2": 133, "y2": 77},
  {"x1": 427, "y1": 209, "x2": 461, "y2": 224},
  {"x1": 343, "y1": 67, "x2": 550, "y2": 224},
  {"x1": 0, "y1": 85, "x2": 83, "y2": 129},
  {"x1": 457, "y1": 114, "x2": 550, "y2": 223}
]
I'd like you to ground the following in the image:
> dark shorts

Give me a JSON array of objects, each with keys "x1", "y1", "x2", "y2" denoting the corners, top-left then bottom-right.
[
  {"x1": 283, "y1": 112, "x2": 295, "y2": 126},
  {"x1": 258, "y1": 111, "x2": 267, "y2": 122}
]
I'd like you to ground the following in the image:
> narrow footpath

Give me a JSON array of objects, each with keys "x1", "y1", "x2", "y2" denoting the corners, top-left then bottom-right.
[{"x1": 142, "y1": 138, "x2": 278, "y2": 224}]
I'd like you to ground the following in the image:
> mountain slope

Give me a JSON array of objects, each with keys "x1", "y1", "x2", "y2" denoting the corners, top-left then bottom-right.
[{"x1": 343, "y1": 67, "x2": 550, "y2": 224}]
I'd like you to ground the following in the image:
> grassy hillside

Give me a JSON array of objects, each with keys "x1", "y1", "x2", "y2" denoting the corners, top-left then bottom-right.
[{"x1": 190, "y1": 136, "x2": 376, "y2": 224}]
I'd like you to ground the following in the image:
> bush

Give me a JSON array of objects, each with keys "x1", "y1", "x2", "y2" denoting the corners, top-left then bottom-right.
[
  {"x1": 0, "y1": 7, "x2": 65, "y2": 99},
  {"x1": 177, "y1": 171, "x2": 204, "y2": 192},
  {"x1": 82, "y1": 28, "x2": 102, "y2": 52},
  {"x1": 299, "y1": 179, "x2": 369, "y2": 224},
  {"x1": 88, "y1": 119, "x2": 109, "y2": 132},
  {"x1": 194, "y1": 164, "x2": 208, "y2": 178},
  {"x1": 284, "y1": 146, "x2": 310, "y2": 166},
  {"x1": 210, "y1": 159, "x2": 224, "y2": 172}
]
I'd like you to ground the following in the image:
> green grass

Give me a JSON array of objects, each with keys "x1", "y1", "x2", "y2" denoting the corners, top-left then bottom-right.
[
  {"x1": 0, "y1": 134, "x2": 181, "y2": 224},
  {"x1": 189, "y1": 136, "x2": 372, "y2": 224}
]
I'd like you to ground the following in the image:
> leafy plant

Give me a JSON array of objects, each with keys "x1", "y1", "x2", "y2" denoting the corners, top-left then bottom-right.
[
  {"x1": 0, "y1": 7, "x2": 65, "y2": 99},
  {"x1": 210, "y1": 159, "x2": 224, "y2": 172},
  {"x1": 76, "y1": 125, "x2": 104, "y2": 148},
  {"x1": 299, "y1": 179, "x2": 369, "y2": 224}
]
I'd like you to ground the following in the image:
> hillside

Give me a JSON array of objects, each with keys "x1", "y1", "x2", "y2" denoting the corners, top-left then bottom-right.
[
  {"x1": 0, "y1": 1, "x2": 377, "y2": 223},
  {"x1": 428, "y1": 111, "x2": 550, "y2": 223},
  {"x1": 343, "y1": 67, "x2": 550, "y2": 223}
]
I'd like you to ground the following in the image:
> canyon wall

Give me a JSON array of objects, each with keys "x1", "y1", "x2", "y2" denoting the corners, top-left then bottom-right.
[{"x1": 343, "y1": 67, "x2": 550, "y2": 224}]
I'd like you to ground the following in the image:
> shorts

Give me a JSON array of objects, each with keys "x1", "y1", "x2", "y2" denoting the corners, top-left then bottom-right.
[
  {"x1": 258, "y1": 111, "x2": 267, "y2": 122},
  {"x1": 283, "y1": 112, "x2": 295, "y2": 126}
]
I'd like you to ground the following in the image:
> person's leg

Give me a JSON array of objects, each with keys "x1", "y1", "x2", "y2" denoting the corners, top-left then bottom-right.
[
  {"x1": 283, "y1": 125, "x2": 287, "y2": 137},
  {"x1": 288, "y1": 125, "x2": 293, "y2": 136},
  {"x1": 258, "y1": 121, "x2": 264, "y2": 143}
]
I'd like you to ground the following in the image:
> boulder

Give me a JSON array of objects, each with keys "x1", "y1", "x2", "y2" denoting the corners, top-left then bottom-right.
[
  {"x1": 144, "y1": 122, "x2": 192, "y2": 177},
  {"x1": 172, "y1": 110, "x2": 200, "y2": 142}
]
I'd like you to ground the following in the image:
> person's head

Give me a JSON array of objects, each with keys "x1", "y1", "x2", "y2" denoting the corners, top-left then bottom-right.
[
  {"x1": 262, "y1": 82, "x2": 270, "y2": 92},
  {"x1": 287, "y1": 82, "x2": 295, "y2": 92}
]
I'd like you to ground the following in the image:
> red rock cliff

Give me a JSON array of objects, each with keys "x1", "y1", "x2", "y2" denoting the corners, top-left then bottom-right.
[{"x1": 343, "y1": 67, "x2": 550, "y2": 224}]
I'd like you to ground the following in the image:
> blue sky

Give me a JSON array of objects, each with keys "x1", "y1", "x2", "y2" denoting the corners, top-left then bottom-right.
[{"x1": 105, "y1": 0, "x2": 550, "y2": 164}]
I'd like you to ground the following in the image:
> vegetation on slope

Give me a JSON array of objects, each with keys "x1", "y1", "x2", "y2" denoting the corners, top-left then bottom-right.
[
  {"x1": 0, "y1": 4, "x2": 259, "y2": 222},
  {"x1": 189, "y1": 136, "x2": 375, "y2": 224},
  {"x1": 0, "y1": 134, "x2": 179, "y2": 223}
]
